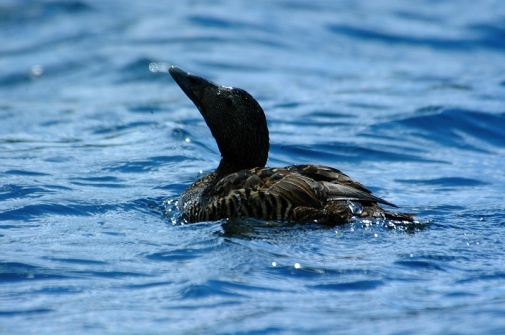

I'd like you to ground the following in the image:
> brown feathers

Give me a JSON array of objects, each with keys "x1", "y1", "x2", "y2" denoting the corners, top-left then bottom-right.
[{"x1": 180, "y1": 165, "x2": 411, "y2": 224}]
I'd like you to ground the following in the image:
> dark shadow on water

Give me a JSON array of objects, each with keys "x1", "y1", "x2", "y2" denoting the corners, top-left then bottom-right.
[
  {"x1": 0, "y1": 308, "x2": 53, "y2": 317},
  {"x1": 0, "y1": 262, "x2": 71, "y2": 282},
  {"x1": 271, "y1": 142, "x2": 440, "y2": 164},
  {"x1": 103, "y1": 155, "x2": 187, "y2": 173},
  {"x1": 371, "y1": 108, "x2": 505, "y2": 151},
  {"x1": 0, "y1": 203, "x2": 118, "y2": 222},
  {"x1": 214, "y1": 216, "x2": 429, "y2": 240},
  {"x1": 309, "y1": 279, "x2": 384, "y2": 292},
  {"x1": 398, "y1": 177, "x2": 489, "y2": 187},
  {"x1": 328, "y1": 22, "x2": 505, "y2": 51},
  {"x1": 129, "y1": 196, "x2": 168, "y2": 217}
]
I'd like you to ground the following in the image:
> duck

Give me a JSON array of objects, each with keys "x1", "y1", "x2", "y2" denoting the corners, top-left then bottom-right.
[{"x1": 168, "y1": 66, "x2": 413, "y2": 225}]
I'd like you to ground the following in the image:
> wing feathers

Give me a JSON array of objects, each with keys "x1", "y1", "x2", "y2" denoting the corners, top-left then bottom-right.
[
  {"x1": 321, "y1": 181, "x2": 398, "y2": 208},
  {"x1": 198, "y1": 165, "x2": 399, "y2": 223}
]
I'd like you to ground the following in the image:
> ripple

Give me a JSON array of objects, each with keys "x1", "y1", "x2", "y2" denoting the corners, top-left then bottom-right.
[
  {"x1": 45, "y1": 257, "x2": 108, "y2": 265},
  {"x1": 455, "y1": 272, "x2": 505, "y2": 284},
  {"x1": 310, "y1": 280, "x2": 384, "y2": 291},
  {"x1": 128, "y1": 105, "x2": 165, "y2": 114},
  {"x1": 0, "y1": 262, "x2": 71, "y2": 282},
  {"x1": 0, "y1": 184, "x2": 54, "y2": 202},
  {"x1": 271, "y1": 142, "x2": 431, "y2": 164},
  {"x1": 4, "y1": 169, "x2": 50, "y2": 177},
  {"x1": 398, "y1": 177, "x2": 489, "y2": 187},
  {"x1": 469, "y1": 22, "x2": 505, "y2": 50},
  {"x1": 0, "y1": 203, "x2": 118, "y2": 221},
  {"x1": 328, "y1": 22, "x2": 505, "y2": 51},
  {"x1": 371, "y1": 108, "x2": 505, "y2": 151},
  {"x1": 394, "y1": 260, "x2": 446, "y2": 272},
  {"x1": 104, "y1": 155, "x2": 187, "y2": 173},
  {"x1": 179, "y1": 280, "x2": 249, "y2": 300},
  {"x1": 187, "y1": 15, "x2": 259, "y2": 30},
  {"x1": 0, "y1": 308, "x2": 53, "y2": 316},
  {"x1": 92, "y1": 121, "x2": 157, "y2": 135},
  {"x1": 144, "y1": 249, "x2": 200, "y2": 262},
  {"x1": 69, "y1": 176, "x2": 127, "y2": 189},
  {"x1": 0, "y1": 59, "x2": 90, "y2": 86}
]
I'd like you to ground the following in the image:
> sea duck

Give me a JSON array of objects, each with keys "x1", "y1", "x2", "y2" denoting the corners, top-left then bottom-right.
[{"x1": 169, "y1": 66, "x2": 413, "y2": 225}]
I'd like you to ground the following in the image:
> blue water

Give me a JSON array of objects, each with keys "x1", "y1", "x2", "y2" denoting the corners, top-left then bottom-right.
[{"x1": 1, "y1": 1, "x2": 505, "y2": 334}]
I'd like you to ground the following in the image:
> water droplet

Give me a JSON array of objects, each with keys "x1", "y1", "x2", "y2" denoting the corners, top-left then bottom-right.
[
  {"x1": 148, "y1": 63, "x2": 158, "y2": 72},
  {"x1": 374, "y1": 233, "x2": 378, "y2": 238},
  {"x1": 294, "y1": 263, "x2": 301, "y2": 269},
  {"x1": 347, "y1": 201, "x2": 363, "y2": 215},
  {"x1": 148, "y1": 62, "x2": 169, "y2": 73},
  {"x1": 30, "y1": 64, "x2": 43, "y2": 77},
  {"x1": 272, "y1": 262, "x2": 277, "y2": 267}
]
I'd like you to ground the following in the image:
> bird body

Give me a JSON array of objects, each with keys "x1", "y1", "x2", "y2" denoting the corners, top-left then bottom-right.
[{"x1": 169, "y1": 66, "x2": 413, "y2": 225}]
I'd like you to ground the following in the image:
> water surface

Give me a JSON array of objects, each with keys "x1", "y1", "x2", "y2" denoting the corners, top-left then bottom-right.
[{"x1": 1, "y1": 1, "x2": 505, "y2": 334}]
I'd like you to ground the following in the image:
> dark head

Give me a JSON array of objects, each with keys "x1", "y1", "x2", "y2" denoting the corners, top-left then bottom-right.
[{"x1": 169, "y1": 66, "x2": 269, "y2": 175}]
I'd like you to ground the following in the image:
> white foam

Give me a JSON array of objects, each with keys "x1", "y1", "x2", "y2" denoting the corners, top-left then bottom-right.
[{"x1": 148, "y1": 62, "x2": 170, "y2": 73}]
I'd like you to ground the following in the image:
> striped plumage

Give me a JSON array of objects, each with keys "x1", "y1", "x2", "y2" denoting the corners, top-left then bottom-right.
[{"x1": 169, "y1": 66, "x2": 414, "y2": 225}]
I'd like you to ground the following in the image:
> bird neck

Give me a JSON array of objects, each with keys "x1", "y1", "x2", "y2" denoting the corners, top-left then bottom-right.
[{"x1": 216, "y1": 149, "x2": 268, "y2": 176}]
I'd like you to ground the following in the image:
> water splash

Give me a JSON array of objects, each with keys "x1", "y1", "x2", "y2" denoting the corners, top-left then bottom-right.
[
  {"x1": 161, "y1": 198, "x2": 182, "y2": 225},
  {"x1": 148, "y1": 62, "x2": 170, "y2": 73},
  {"x1": 347, "y1": 200, "x2": 364, "y2": 216}
]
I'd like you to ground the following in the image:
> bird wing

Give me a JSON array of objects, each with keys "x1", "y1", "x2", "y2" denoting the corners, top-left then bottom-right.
[
  {"x1": 284, "y1": 164, "x2": 398, "y2": 207},
  {"x1": 208, "y1": 167, "x2": 321, "y2": 207},
  {"x1": 284, "y1": 164, "x2": 371, "y2": 193},
  {"x1": 207, "y1": 165, "x2": 397, "y2": 214}
]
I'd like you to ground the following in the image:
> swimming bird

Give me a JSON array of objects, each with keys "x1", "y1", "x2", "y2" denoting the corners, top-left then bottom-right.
[{"x1": 169, "y1": 66, "x2": 413, "y2": 225}]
